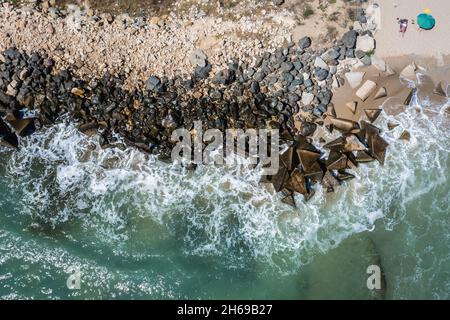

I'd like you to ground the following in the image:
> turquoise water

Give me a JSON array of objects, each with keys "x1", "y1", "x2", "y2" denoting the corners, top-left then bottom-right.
[{"x1": 0, "y1": 83, "x2": 449, "y2": 299}]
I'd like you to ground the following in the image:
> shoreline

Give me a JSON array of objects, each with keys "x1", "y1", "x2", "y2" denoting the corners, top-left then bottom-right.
[{"x1": 0, "y1": 1, "x2": 449, "y2": 207}]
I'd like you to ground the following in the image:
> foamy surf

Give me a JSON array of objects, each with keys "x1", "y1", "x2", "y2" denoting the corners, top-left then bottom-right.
[{"x1": 0, "y1": 85, "x2": 449, "y2": 298}]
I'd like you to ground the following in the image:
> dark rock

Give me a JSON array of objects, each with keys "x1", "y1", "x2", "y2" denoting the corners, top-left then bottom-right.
[
  {"x1": 342, "y1": 30, "x2": 358, "y2": 48},
  {"x1": 357, "y1": 15, "x2": 367, "y2": 23},
  {"x1": 281, "y1": 61, "x2": 294, "y2": 72},
  {"x1": 287, "y1": 168, "x2": 308, "y2": 195},
  {"x1": 254, "y1": 71, "x2": 266, "y2": 82},
  {"x1": 399, "y1": 130, "x2": 411, "y2": 141},
  {"x1": 194, "y1": 63, "x2": 212, "y2": 80},
  {"x1": 346, "y1": 49, "x2": 355, "y2": 58},
  {"x1": 312, "y1": 108, "x2": 322, "y2": 117},
  {"x1": 298, "y1": 121, "x2": 317, "y2": 136},
  {"x1": 78, "y1": 122, "x2": 99, "y2": 136},
  {"x1": 387, "y1": 122, "x2": 399, "y2": 131},
  {"x1": 1, "y1": 132, "x2": 18, "y2": 149},
  {"x1": 7, "y1": 118, "x2": 35, "y2": 137},
  {"x1": 315, "y1": 68, "x2": 329, "y2": 81},
  {"x1": 228, "y1": 60, "x2": 239, "y2": 71},
  {"x1": 162, "y1": 113, "x2": 178, "y2": 130},
  {"x1": 271, "y1": 165, "x2": 288, "y2": 192},
  {"x1": 304, "y1": 79, "x2": 313, "y2": 87},
  {"x1": 329, "y1": 117, "x2": 359, "y2": 132},
  {"x1": 326, "y1": 150, "x2": 348, "y2": 170},
  {"x1": 212, "y1": 69, "x2": 235, "y2": 85},
  {"x1": 146, "y1": 76, "x2": 162, "y2": 92},
  {"x1": 0, "y1": 118, "x2": 11, "y2": 137},
  {"x1": 282, "y1": 71, "x2": 294, "y2": 84},
  {"x1": 297, "y1": 148, "x2": 321, "y2": 170},
  {"x1": 281, "y1": 194, "x2": 295, "y2": 207},
  {"x1": 355, "y1": 50, "x2": 366, "y2": 59},
  {"x1": 210, "y1": 89, "x2": 222, "y2": 100},
  {"x1": 322, "y1": 170, "x2": 340, "y2": 191},
  {"x1": 317, "y1": 104, "x2": 327, "y2": 114},
  {"x1": 325, "y1": 49, "x2": 340, "y2": 61},
  {"x1": 250, "y1": 81, "x2": 260, "y2": 94},
  {"x1": 293, "y1": 61, "x2": 303, "y2": 70},
  {"x1": 324, "y1": 137, "x2": 345, "y2": 150},
  {"x1": 273, "y1": 0, "x2": 285, "y2": 6},
  {"x1": 0, "y1": 91, "x2": 12, "y2": 105},
  {"x1": 337, "y1": 170, "x2": 355, "y2": 181},
  {"x1": 356, "y1": 150, "x2": 375, "y2": 163},
  {"x1": 16, "y1": 88, "x2": 33, "y2": 107},
  {"x1": 184, "y1": 78, "x2": 194, "y2": 89},
  {"x1": 368, "y1": 134, "x2": 389, "y2": 165},
  {"x1": 3, "y1": 48, "x2": 21, "y2": 60},
  {"x1": 298, "y1": 36, "x2": 312, "y2": 50}
]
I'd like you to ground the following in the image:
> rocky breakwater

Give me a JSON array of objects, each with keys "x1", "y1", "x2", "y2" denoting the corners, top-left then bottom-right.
[{"x1": 0, "y1": 22, "x2": 389, "y2": 207}]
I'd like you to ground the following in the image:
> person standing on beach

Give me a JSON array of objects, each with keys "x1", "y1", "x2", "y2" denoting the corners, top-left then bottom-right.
[{"x1": 398, "y1": 18, "x2": 408, "y2": 37}]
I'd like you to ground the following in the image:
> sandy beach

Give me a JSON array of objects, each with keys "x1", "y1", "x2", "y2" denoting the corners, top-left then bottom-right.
[{"x1": 374, "y1": 0, "x2": 450, "y2": 60}]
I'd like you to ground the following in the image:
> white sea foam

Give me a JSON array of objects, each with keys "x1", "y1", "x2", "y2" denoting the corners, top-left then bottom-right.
[{"x1": 0, "y1": 85, "x2": 449, "y2": 276}]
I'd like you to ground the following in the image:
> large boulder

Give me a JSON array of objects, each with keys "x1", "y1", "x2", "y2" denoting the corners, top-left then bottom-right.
[{"x1": 342, "y1": 30, "x2": 358, "y2": 48}]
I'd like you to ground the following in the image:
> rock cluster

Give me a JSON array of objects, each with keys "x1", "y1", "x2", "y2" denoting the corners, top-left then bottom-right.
[
  {"x1": 0, "y1": 0, "x2": 296, "y2": 90},
  {"x1": 0, "y1": 19, "x2": 388, "y2": 206},
  {"x1": 261, "y1": 112, "x2": 388, "y2": 207}
]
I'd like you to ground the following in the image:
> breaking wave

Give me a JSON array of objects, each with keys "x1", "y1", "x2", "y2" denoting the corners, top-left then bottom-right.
[{"x1": 0, "y1": 81, "x2": 449, "y2": 297}]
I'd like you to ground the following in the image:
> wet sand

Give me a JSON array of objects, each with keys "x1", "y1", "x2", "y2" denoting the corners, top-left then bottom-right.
[{"x1": 331, "y1": 56, "x2": 450, "y2": 125}]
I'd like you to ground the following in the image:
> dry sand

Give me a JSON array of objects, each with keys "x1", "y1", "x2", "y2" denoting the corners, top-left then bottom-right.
[{"x1": 374, "y1": 0, "x2": 450, "y2": 59}]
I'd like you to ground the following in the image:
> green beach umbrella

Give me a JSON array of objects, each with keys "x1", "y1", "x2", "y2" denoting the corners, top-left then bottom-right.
[{"x1": 417, "y1": 13, "x2": 436, "y2": 30}]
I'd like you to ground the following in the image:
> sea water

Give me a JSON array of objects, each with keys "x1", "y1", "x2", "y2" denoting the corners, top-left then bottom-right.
[{"x1": 0, "y1": 79, "x2": 449, "y2": 299}]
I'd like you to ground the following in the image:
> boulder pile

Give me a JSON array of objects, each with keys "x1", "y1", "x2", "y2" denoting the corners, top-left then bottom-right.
[{"x1": 0, "y1": 22, "x2": 390, "y2": 206}]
